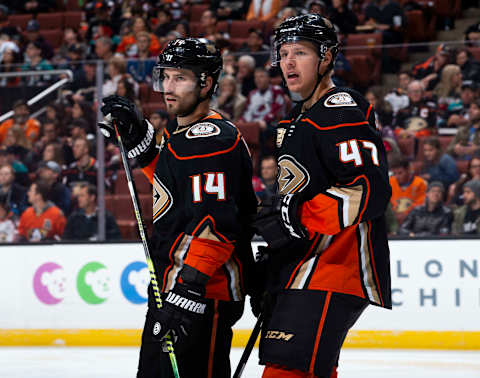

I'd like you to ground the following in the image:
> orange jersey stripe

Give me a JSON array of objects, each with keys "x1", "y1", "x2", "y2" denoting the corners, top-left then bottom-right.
[
  {"x1": 309, "y1": 291, "x2": 332, "y2": 374},
  {"x1": 302, "y1": 118, "x2": 369, "y2": 131},
  {"x1": 140, "y1": 154, "x2": 159, "y2": 185},
  {"x1": 366, "y1": 221, "x2": 384, "y2": 307}
]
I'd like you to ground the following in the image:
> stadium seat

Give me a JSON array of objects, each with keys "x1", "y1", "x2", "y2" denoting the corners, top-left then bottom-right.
[
  {"x1": 216, "y1": 21, "x2": 229, "y2": 34},
  {"x1": 65, "y1": 0, "x2": 83, "y2": 10},
  {"x1": 8, "y1": 14, "x2": 32, "y2": 30},
  {"x1": 149, "y1": 89, "x2": 164, "y2": 103},
  {"x1": 117, "y1": 220, "x2": 138, "y2": 240},
  {"x1": 39, "y1": 29, "x2": 63, "y2": 49},
  {"x1": 133, "y1": 169, "x2": 152, "y2": 194},
  {"x1": 345, "y1": 33, "x2": 382, "y2": 58},
  {"x1": 230, "y1": 20, "x2": 264, "y2": 39},
  {"x1": 405, "y1": 10, "x2": 428, "y2": 43},
  {"x1": 189, "y1": 22, "x2": 202, "y2": 37},
  {"x1": 37, "y1": 13, "x2": 64, "y2": 30},
  {"x1": 189, "y1": 4, "x2": 209, "y2": 22},
  {"x1": 345, "y1": 54, "x2": 376, "y2": 88},
  {"x1": 63, "y1": 11, "x2": 84, "y2": 29},
  {"x1": 229, "y1": 38, "x2": 247, "y2": 51}
]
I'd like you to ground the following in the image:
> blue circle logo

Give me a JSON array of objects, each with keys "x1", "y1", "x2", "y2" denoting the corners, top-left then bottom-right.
[{"x1": 120, "y1": 261, "x2": 149, "y2": 304}]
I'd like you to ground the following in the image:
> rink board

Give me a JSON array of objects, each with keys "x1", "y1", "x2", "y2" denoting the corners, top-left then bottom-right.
[{"x1": 0, "y1": 240, "x2": 479, "y2": 349}]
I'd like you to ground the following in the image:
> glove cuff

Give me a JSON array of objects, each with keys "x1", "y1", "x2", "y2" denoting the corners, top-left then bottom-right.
[{"x1": 128, "y1": 120, "x2": 158, "y2": 167}]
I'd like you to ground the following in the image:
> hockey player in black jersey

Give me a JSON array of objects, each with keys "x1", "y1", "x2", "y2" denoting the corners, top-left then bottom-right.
[
  {"x1": 254, "y1": 15, "x2": 392, "y2": 378},
  {"x1": 98, "y1": 38, "x2": 257, "y2": 378}
]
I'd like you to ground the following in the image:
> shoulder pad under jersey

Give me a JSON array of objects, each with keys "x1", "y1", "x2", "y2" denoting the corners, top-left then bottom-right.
[{"x1": 167, "y1": 116, "x2": 241, "y2": 160}]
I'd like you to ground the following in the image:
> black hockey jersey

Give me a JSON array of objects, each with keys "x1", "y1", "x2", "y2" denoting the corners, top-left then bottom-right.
[
  {"x1": 274, "y1": 87, "x2": 392, "y2": 309},
  {"x1": 141, "y1": 111, "x2": 257, "y2": 302}
]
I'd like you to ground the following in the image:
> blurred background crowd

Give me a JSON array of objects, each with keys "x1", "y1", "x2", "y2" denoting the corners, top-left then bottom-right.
[{"x1": 0, "y1": 0, "x2": 479, "y2": 242}]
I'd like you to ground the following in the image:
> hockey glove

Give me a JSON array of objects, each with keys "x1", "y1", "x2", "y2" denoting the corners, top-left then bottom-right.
[
  {"x1": 99, "y1": 95, "x2": 157, "y2": 167},
  {"x1": 150, "y1": 282, "x2": 208, "y2": 349},
  {"x1": 254, "y1": 194, "x2": 308, "y2": 250}
]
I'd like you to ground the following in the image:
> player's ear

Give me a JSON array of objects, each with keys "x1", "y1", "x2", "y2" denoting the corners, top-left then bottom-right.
[
  {"x1": 322, "y1": 50, "x2": 333, "y2": 68},
  {"x1": 201, "y1": 76, "x2": 213, "y2": 97}
]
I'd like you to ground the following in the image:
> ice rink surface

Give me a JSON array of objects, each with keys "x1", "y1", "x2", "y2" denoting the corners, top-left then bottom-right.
[{"x1": 1, "y1": 347, "x2": 480, "y2": 378}]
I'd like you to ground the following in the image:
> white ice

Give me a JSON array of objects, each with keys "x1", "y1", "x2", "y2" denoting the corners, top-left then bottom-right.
[{"x1": 1, "y1": 347, "x2": 479, "y2": 378}]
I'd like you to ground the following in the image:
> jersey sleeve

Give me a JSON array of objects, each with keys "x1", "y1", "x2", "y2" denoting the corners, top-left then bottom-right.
[{"x1": 299, "y1": 111, "x2": 392, "y2": 237}]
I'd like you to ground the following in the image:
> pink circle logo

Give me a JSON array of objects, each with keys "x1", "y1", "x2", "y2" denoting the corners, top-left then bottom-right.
[{"x1": 33, "y1": 262, "x2": 67, "y2": 305}]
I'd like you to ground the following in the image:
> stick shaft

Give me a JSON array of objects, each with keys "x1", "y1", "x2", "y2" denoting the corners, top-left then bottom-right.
[
  {"x1": 233, "y1": 313, "x2": 264, "y2": 378},
  {"x1": 113, "y1": 121, "x2": 180, "y2": 378}
]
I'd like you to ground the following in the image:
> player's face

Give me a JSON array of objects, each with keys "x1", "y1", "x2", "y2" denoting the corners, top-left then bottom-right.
[
  {"x1": 161, "y1": 68, "x2": 200, "y2": 116},
  {"x1": 279, "y1": 41, "x2": 321, "y2": 98}
]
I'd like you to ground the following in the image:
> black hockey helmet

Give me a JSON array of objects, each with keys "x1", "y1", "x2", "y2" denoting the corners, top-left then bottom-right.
[
  {"x1": 153, "y1": 38, "x2": 222, "y2": 96},
  {"x1": 271, "y1": 14, "x2": 339, "y2": 67}
]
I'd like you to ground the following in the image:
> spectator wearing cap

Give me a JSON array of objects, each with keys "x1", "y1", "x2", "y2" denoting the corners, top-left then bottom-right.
[
  {"x1": 394, "y1": 80, "x2": 437, "y2": 139},
  {"x1": 21, "y1": 41, "x2": 54, "y2": 87},
  {"x1": 0, "y1": 194, "x2": 16, "y2": 242},
  {"x1": 238, "y1": 28, "x2": 269, "y2": 67},
  {"x1": 309, "y1": 0, "x2": 327, "y2": 15},
  {"x1": 63, "y1": 183, "x2": 121, "y2": 241},
  {"x1": 0, "y1": 100, "x2": 40, "y2": 144},
  {"x1": 389, "y1": 156, "x2": 427, "y2": 224},
  {"x1": 70, "y1": 62, "x2": 97, "y2": 103},
  {"x1": 0, "y1": 5, "x2": 20, "y2": 40},
  {"x1": 456, "y1": 48, "x2": 480, "y2": 83},
  {"x1": 446, "y1": 80, "x2": 477, "y2": 127},
  {"x1": 85, "y1": 1, "x2": 115, "y2": 44},
  {"x1": 37, "y1": 161, "x2": 71, "y2": 215},
  {"x1": 62, "y1": 137, "x2": 98, "y2": 191},
  {"x1": 452, "y1": 180, "x2": 480, "y2": 234},
  {"x1": 447, "y1": 99, "x2": 480, "y2": 159},
  {"x1": 246, "y1": 0, "x2": 282, "y2": 21},
  {"x1": 211, "y1": 0, "x2": 249, "y2": 20},
  {"x1": 23, "y1": 19, "x2": 53, "y2": 60},
  {"x1": 54, "y1": 28, "x2": 88, "y2": 66},
  {"x1": 0, "y1": 164, "x2": 27, "y2": 218},
  {"x1": 411, "y1": 44, "x2": 452, "y2": 92},
  {"x1": 420, "y1": 136, "x2": 459, "y2": 190},
  {"x1": 398, "y1": 181, "x2": 453, "y2": 237},
  {"x1": 18, "y1": 180, "x2": 66, "y2": 242}
]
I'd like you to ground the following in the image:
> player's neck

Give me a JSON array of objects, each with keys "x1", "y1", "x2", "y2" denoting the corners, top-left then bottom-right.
[
  {"x1": 302, "y1": 78, "x2": 335, "y2": 112},
  {"x1": 177, "y1": 100, "x2": 210, "y2": 126}
]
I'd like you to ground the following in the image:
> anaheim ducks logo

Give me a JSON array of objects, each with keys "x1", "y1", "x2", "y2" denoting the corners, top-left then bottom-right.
[
  {"x1": 153, "y1": 174, "x2": 173, "y2": 223},
  {"x1": 277, "y1": 155, "x2": 310, "y2": 195},
  {"x1": 324, "y1": 92, "x2": 357, "y2": 107},
  {"x1": 185, "y1": 122, "x2": 220, "y2": 139},
  {"x1": 396, "y1": 197, "x2": 413, "y2": 213}
]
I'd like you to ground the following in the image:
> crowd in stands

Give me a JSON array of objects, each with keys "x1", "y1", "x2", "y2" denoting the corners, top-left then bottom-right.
[{"x1": 0, "y1": 0, "x2": 479, "y2": 242}]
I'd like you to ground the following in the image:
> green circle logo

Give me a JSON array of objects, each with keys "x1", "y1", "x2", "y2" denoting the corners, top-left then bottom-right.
[{"x1": 77, "y1": 262, "x2": 111, "y2": 304}]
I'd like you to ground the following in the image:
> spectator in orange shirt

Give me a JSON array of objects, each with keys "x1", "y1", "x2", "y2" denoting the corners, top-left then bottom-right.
[
  {"x1": 17, "y1": 180, "x2": 66, "y2": 242},
  {"x1": 116, "y1": 16, "x2": 161, "y2": 57},
  {"x1": 389, "y1": 156, "x2": 427, "y2": 224},
  {"x1": 0, "y1": 100, "x2": 40, "y2": 144}
]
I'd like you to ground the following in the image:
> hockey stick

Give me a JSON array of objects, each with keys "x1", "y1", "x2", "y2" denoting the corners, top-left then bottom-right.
[
  {"x1": 232, "y1": 312, "x2": 264, "y2": 378},
  {"x1": 112, "y1": 120, "x2": 180, "y2": 378}
]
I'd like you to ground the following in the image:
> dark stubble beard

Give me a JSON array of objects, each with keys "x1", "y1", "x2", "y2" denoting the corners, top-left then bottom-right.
[{"x1": 166, "y1": 86, "x2": 203, "y2": 118}]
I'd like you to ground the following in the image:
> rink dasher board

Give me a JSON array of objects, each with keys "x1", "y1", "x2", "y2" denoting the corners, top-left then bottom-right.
[{"x1": 0, "y1": 240, "x2": 479, "y2": 349}]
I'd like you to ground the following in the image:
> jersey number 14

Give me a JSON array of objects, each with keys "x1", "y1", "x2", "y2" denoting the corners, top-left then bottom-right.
[{"x1": 191, "y1": 172, "x2": 226, "y2": 202}]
